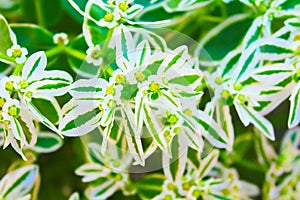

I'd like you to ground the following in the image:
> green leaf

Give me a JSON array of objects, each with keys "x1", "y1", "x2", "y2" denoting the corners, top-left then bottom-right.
[
  {"x1": 288, "y1": 89, "x2": 300, "y2": 128},
  {"x1": 234, "y1": 102, "x2": 275, "y2": 140},
  {"x1": 198, "y1": 149, "x2": 219, "y2": 178},
  {"x1": 0, "y1": 165, "x2": 39, "y2": 198},
  {"x1": 21, "y1": 0, "x2": 63, "y2": 27},
  {"x1": 135, "y1": 174, "x2": 165, "y2": 199},
  {"x1": 61, "y1": 107, "x2": 101, "y2": 133},
  {"x1": 0, "y1": 61, "x2": 10, "y2": 73},
  {"x1": 168, "y1": 74, "x2": 200, "y2": 86},
  {"x1": 61, "y1": 0, "x2": 87, "y2": 23},
  {"x1": 197, "y1": 14, "x2": 252, "y2": 64},
  {"x1": 279, "y1": 0, "x2": 300, "y2": 11},
  {"x1": 17, "y1": 117, "x2": 33, "y2": 145},
  {"x1": 83, "y1": 1, "x2": 108, "y2": 46},
  {"x1": 137, "y1": 5, "x2": 184, "y2": 23},
  {"x1": 178, "y1": 110, "x2": 231, "y2": 150},
  {"x1": 143, "y1": 104, "x2": 168, "y2": 153},
  {"x1": 122, "y1": 107, "x2": 145, "y2": 166},
  {"x1": 243, "y1": 17, "x2": 263, "y2": 49},
  {"x1": 32, "y1": 132, "x2": 63, "y2": 153},
  {"x1": 10, "y1": 24, "x2": 55, "y2": 54},
  {"x1": 164, "y1": 0, "x2": 212, "y2": 12},
  {"x1": 220, "y1": 50, "x2": 241, "y2": 78},
  {"x1": 0, "y1": 14, "x2": 15, "y2": 55},
  {"x1": 121, "y1": 84, "x2": 138, "y2": 100},
  {"x1": 163, "y1": 134, "x2": 187, "y2": 182},
  {"x1": 31, "y1": 98, "x2": 60, "y2": 125},
  {"x1": 67, "y1": 35, "x2": 99, "y2": 78}
]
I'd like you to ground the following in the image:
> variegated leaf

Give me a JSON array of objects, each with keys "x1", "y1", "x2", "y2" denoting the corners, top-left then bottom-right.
[
  {"x1": 162, "y1": 134, "x2": 187, "y2": 182},
  {"x1": 59, "y1": 101, "x2": 101, "y2": 137},
  {"x1": 234, "y1": 101, "x2": 275, "y2": 140},
  {"x1": 31, "y1": 132, "x2": 63, "y2": 153},
  {"x1": 288, "y1": 87, "x2": 300, "y2": 128},
  {"x1": 0, "y1": 165, "x2": 39, "y2": 199}
]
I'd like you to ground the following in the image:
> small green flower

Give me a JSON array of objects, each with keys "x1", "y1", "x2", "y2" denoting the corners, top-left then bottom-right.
[
  {"x1": 119, "y1": 2, "x2": 129, "y2": 12},
  {"x1": 134, "y1": 72, "x2": 146, "y2": 82},
  {"x1": 149, "y1": 81, "x2": 160, "y2": 92},
  {"x1": 19, "y1": 80, "x2": 28, "y2": 89},
  {"x1": 104, "y1": 12, "x2": 114, "y2": 22},
  {"x1": 115, "y1": 74, "x2": 126, "y2": 84},
  {"x1": 5, "y1": 81, "x2": 14, "y2": 92},
  {"x1": 8, "y1": 105, "x2": 20, "y2": 117},
  {"x1": 107, "y1": 99, "x2": 117, "y2": 108},
  {"x1": 106, "y1": 85, "x2": 116, "y2": 95},
  {"x1": 0, "y1": 97, "x2": 6, "y2": 108},
  {"x1": 214, "y1": 76, "x2": 223, "y2": 85}
]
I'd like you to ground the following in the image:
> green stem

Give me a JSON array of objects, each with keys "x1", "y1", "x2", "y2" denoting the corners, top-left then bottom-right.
[
  {"x1": 217, "y1": 0, "x2": 227, "y2": 18},
  {"x1": 0, "y1": 52, "x2": 15, "y2": 63},
  {"x1": 200, "y1": 16, "x2": 224, "y2": 23},
  {"x1": 34, "y1": 0, "x2": 45, "y2": 26},
  {"x1": 45, "y1": 46, "x2": 63, "y2": 58},
  {"x1": 32, "y1": 174, "x2": 41, "y2": 200},
  {"x1": 63, "y1": 46, "x2": 86, "y2": 61},
  {"x1": 12, "y1": 63, "x2": 24, "y2": 76},
  {"x1": 101, "y1": 28, "x2": 114, "y2": 54},
  {"x1": 99, "y1": 28, "x2": 114, "y2": 77}
]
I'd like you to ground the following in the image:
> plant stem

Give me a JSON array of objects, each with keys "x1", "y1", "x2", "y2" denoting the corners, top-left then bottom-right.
[
  {"x1": 0, "y1": 52, "x2": 15, "y2": 63},
  {"x1": 34, "y1": 0, "x2": 45, "y2": 26},
  {"x1": 99, "y1": 28, "x2": 114, "y2": 77},
  {"x1": 101, "y1": 28, "x2": 114, "y2": 54},
  {"x1": 45, "y1": 46, "x2": 63, "y2": 58},
  {"x1": 12, "y1": 63, "x2": 24, "y2": 76},
  {"x1": 63, "y1": 46, "x2": 86, "y2": 61},
  {"x1": 32, "y1": 174, "x2": 41, "y2": 200}
]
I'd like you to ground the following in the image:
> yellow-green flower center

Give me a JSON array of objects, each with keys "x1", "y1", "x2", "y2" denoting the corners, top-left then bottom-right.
[
  {"x1": 119, "y1": 2, "x2": 129, "y2": 12},
  {"x1": 8, "y1": 105, "x2": 20, "y2": 117},
  {"x1": 183, "y1": 108, "x2": 192, "y2": 116},
  {"x1": 5, "y1": 81, "x2": 14, "y2": 92},
  {"x1": 173, "y1": 127, "x2": 181, "y2": 134},
  {"x1": 166, "y1": 182, "x2": 176, "y2": 191},
  {"x1": 257, "y1": 2, "x2": 267, "y2": 14},
  {"x1": 294, "y1": 34, "x2": 300, "y2": 41},
  {"x1": 149, "y1": 82, "x2": 160, "y2": 92},
  {"x1": 297, "y1": 45, "x2": 300, "y2": 54},
  {"x1": 297, "y1": 67, "x2": 300, "y2": 78},
  {"x1": 115, "y1": 74, "x2": 126, "y2": 84},
  {"x1": 192, "y1": 189, "x2": 202, "y2": 198},
  {"x1": 91, "y1": 49, "x2": 101, "y2": 60},
  {"x1": 12, "y1": 48, "x2": 22, "y2": 58},
  {"x1": 107, "y1": 99, "x2": 117, "y2": 108},
  {"x1": 233, "y1": 83, "x2": 243, "y2": 91},
  {"x1": 163, "y1": 195, "x2": 173, "y2": 200},
  {"x1": 115, "y1": 173, "x2": 123, "y2": 181},
  {"x1": 0, "y1": 98, "x2": 6, "y2": 108},
  {"x1": 106, "y1": 85, "x2": 115, "y2": 95},
  {"x1": 182, "y1": 182, "x2": 191, "y2": 191},
  {"x1": 166, "y1": 114, "x2": 178, "y2": 125},
  {"x1": 25, "y1": 91, "x2": 33, "y2": 99},
  {"x1": 221, "y1": 90, "x2": 231, "y2": 99},
  {"x1": 104, "y1": 13, "x2": 114, "y2": 22},
  {"x1": 134, "y1": 72, "x2": 146, "y2": 82},
  {"x1": 19, "y1": 80, "x2": 28, "y2": 89},
  {"x1": 237, "y1": 94, "x2": 246, "y2": 104},
  {"x1": 214, "y1": 76, "x2": 223, "y2": 85}
]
